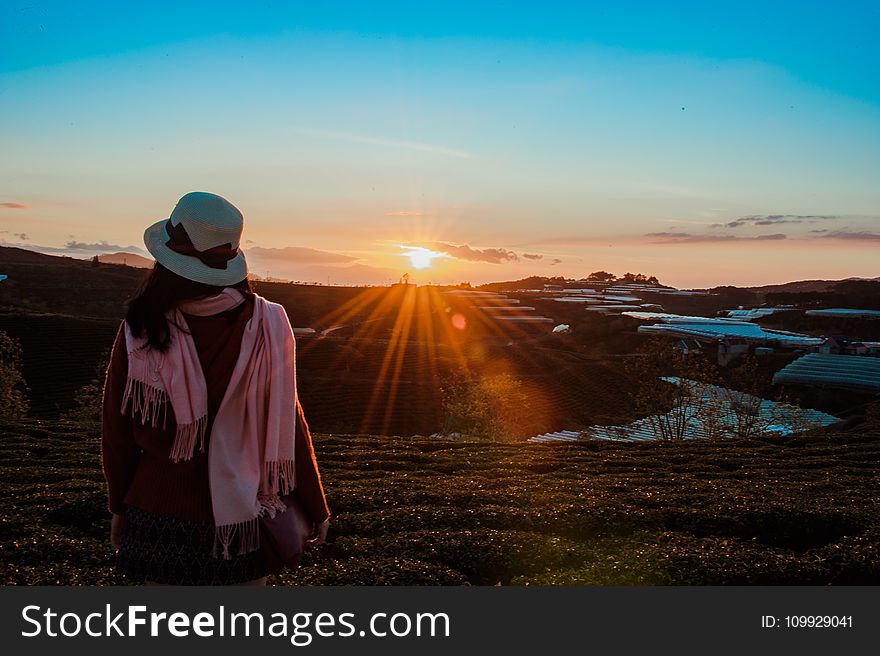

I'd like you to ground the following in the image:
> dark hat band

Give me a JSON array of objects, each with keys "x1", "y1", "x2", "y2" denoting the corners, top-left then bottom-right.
[{"x1": 165, "y1": 220, "x2": 239, "y2": 270}]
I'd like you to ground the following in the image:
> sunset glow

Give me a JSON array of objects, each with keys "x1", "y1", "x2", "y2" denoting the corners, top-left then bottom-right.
[
  {"x1": 1, "y1": 2, "x2": 878, "y2": 287},
  {"x1": 400, "y1": 246, "x2": 447, "y2": 270}
]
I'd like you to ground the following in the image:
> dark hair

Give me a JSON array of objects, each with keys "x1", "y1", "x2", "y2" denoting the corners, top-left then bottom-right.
[{"x1": 125, "y1": 263, "x2": 253, "y2": 351}]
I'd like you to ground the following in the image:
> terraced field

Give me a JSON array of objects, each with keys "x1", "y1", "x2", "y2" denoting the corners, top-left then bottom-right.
[{"x1": 1, "y1": 419, "x2": 878, "y2": 585}]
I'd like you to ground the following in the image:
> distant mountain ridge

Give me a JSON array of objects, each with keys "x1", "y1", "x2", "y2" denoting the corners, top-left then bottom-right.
[
  {"x1": 744, "y1": 278, "x2": 880, "y2": 295},
  {"x1": 96, "y1": 252, "x2": 153, "y2": 268}
]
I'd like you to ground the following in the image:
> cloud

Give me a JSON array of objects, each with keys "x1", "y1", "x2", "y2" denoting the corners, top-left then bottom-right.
[
  {"x1": 245, "y1": 246, "x2": 360, "y2": 265},
  {"x1": 385, "y1": 211, "x2": 424, "y2": 218},
  {"x1": 1, "y1": 202, "x2": 27, "y2": 209},
  {"x1": 550, "y1": 258, "x2": 562, "y2": 265},
  {"x1": 521, "y1": 253, "x2": 544, "y2": 260},
  {"x1": 65, "y1": 240, "x2": 146, "y2": 253},
  {"x1": 419, "y1": 241, "x2": 519, "y2": 264},
  {"x1": 645, "y1": 232, "x2": 692, "y2": 238},
  {"x1": 510, "y1": 235, "x2": 602, "y2": 247},
  {"x1": 646, "y1": 232, "x2": 788, "y2": 243},
  {"x1": 814, "y1": 230, "x2": 880, "y2": 241},
  {"x1": 13, "y1": 233, "x2": 27, "y2": 241},
  {"x1": 292, "y1": 127, "x2": 470, "y2": 158},
  {"x1": 712, "y1": 214, "x2": 839, "y2": 229}
]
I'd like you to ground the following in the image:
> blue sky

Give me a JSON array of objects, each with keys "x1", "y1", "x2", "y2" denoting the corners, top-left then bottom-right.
[{"x1": 1, "y1": 1, "x2": 878, "y2": 286}]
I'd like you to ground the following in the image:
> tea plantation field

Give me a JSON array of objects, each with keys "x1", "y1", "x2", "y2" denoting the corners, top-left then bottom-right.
[{"x1": 1, "y1": 419, "x2": 879, "y2": 585}]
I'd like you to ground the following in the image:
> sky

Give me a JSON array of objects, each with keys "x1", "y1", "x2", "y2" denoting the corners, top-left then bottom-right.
[{"x1": 1, "y1": 0, "x2": 879, "y2": 288}]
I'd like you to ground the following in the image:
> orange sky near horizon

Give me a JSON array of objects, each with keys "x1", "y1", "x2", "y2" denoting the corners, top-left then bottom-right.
[{"x1": 2, "y1": 14, "x2": 878, "y2": 289}]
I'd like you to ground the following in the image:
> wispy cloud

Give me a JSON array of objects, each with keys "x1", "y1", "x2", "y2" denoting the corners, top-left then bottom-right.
[
  {"x1": 645, "y1": 231, "x2": 692, "y2": 239},
  {"x1": 813, "y1": 230, "x2": 880, "y2": 241},
  {"x1": 416, "y1": 241, "x2": 519, "y2": 264},
  {"x1": 246, "y1": 246, "x2": 360, "y2": 265},
  {"x1": 511, "y1": 235, "x2": 611, "y2": 247},
  {"x1": 292, "y1": 127, "x2": 470, "y2": 159},
  {"x1": 550, "y1": 258, "x2": 562, "y2": 265},
  {"x1": 711, "y1": 214, "x2": 839, "y2": 228},
  {"x1": 521, "y1": 253, "x2": 544, "y2": 260},
  {"x1": 65, "y1": 240, "x2": 146, "y2": 252},
  {"x1": 385, "y1": 210, "x2": 425, "y2": 217},
  {"x1": 1, "y1": 202, "x2": 27, "y2": 209},
  {"x1": 646, "y1": 231, "x2": 788, "y2": 243}
]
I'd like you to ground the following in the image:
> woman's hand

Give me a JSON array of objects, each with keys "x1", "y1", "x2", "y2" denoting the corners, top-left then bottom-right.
[
  {"x1": 110, "y1": 513, "x2": 126, "y2": 550},
  {"x1": 307, "y1": 518, "x2": 330, "y2": 549}
]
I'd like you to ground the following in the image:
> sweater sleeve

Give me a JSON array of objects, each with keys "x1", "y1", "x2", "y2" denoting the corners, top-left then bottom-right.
[
  {"x1": 293, "y1": 397, "x2": 330, "y2": 525},
  {"x1": 101, "y1": 322, "x2": 140, "y2": 515}
]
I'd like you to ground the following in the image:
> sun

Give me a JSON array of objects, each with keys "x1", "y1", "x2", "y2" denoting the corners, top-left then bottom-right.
[{"x1": 400, "y1": 246, "x2": 446, "y2": 270}]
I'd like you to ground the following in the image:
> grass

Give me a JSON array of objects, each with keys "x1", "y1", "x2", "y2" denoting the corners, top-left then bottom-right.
[{"x1": 1, "y1": 418, "x2": 878, "y2": 585}]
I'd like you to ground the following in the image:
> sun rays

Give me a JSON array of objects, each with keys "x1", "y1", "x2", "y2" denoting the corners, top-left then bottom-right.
[{"x1": 295, "y1": 281, "x2": 558, "y2": 436}]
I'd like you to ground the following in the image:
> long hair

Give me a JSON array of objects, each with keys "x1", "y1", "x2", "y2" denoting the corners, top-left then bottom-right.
[{"x1": 125, "y1": 263, "x2": 253, "y2": 352}]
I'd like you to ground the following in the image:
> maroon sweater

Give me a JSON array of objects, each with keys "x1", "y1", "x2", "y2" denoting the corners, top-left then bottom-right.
[{"x1": 101, "y1": 296, "x2": 330, "y2": 525}]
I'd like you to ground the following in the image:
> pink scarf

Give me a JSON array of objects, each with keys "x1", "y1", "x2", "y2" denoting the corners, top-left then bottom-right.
[{"x1": 122, "y1": 288, "x2": 297, "y2": 558}]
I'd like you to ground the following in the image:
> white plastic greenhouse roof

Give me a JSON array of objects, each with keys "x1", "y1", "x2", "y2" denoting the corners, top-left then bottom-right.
[
  {"x1": 477, "y1": 306, "x2": 536, "y2": 312},
  {"x1": 622, "y1": 312, "x2": 747, "y2": 324},
  {"x1": 637, "y1": 322, "x2": 823, "y2": 347},
  {"x1": 725, "y1": 308, "x2": 790, "y2": 320},
  {"x1": 494, "y1": 316, "x2": 554, "y2": 323},
  {"x1": 602, "y1": 295, "x2": 643, "y2": 302},
  {"x1": 586, "y1": 304, "x2": 643, "y2": 312},
  {"x1": 650, "y1": 289, "x2": 709, "y2": 296},
  {"x1": 542, "y1": 296, "x2": 604, "y2": 303},
  {"x1": 772, "y1": 353, "x2": 880, "y2": 393},
  {"x1": 805, "y1": 308, "x2": 880, "y2": 319},
  {"x1": 442, "y1": 290, "x2": 506, "y2": 297},
  {"x1": 528, "y1": 377, "x2": 839, "y2": 443}
]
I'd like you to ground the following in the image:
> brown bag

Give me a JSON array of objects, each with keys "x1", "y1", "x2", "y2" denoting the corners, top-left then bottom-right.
[{"x1": 259, "y1": 494, "x2": 314, "y2": 573}]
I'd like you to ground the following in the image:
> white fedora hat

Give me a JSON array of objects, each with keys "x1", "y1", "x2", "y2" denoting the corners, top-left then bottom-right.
[{"x1": 144, "y1": 191, "x2": 249, "y2": 286}]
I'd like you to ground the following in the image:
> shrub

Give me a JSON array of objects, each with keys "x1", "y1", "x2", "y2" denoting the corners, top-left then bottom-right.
[
  {"x1": 440, "y1": 372, "x2": 534, "y2": 441},
  {"x1": 62, "y1": 350, "x2": 109, "y2": 423},
  {"x1": 0, "y1": 330, "x2": 29, "y2": 419}
]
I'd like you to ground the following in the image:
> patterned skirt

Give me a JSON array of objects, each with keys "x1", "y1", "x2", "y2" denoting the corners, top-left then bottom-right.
[{"x1": 118, "y1": 506, "x2": 269, "y2": 585}]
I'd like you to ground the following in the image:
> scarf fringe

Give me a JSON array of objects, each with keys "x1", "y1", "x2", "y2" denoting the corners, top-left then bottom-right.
[
  {"x1": 169, "y1": 414, "x2": 208, "y2": 463},
  {"x1": 212, "y1": 516, "x2": 261, "y2": 560},
  {"x1": 264, "y1": 459, "x2": 296, "y2": 496},
  {"x1": 121, "y1": 377, "x2": 169, "y2": 429},
  {"x1": 258, "y1": 493, "x2": 288, "y2": 518}
]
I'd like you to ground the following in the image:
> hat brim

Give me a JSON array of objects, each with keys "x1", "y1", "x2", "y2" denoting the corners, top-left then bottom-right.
[{"x1": 144, "y1": 219, "x2": 249, "y2": 287}]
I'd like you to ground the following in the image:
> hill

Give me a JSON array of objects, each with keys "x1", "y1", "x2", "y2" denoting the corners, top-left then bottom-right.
[
  {"x1": 97, "y1": 252, "x2": 153, "y2": 268},
  {"x1": 1, "y1": 418, "x2": 878, "y2": 585},
  {"x1": 0, "y1": 246, "x2": 144, "y2": 317},
  {"x1": 746, "y1": 277, "x2": 880, "y2": 295}
]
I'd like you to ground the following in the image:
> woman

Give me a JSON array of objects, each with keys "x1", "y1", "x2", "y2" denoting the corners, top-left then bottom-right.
[{"x1": 101, "y1": 191, "x2": 329, "y2": 585}]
